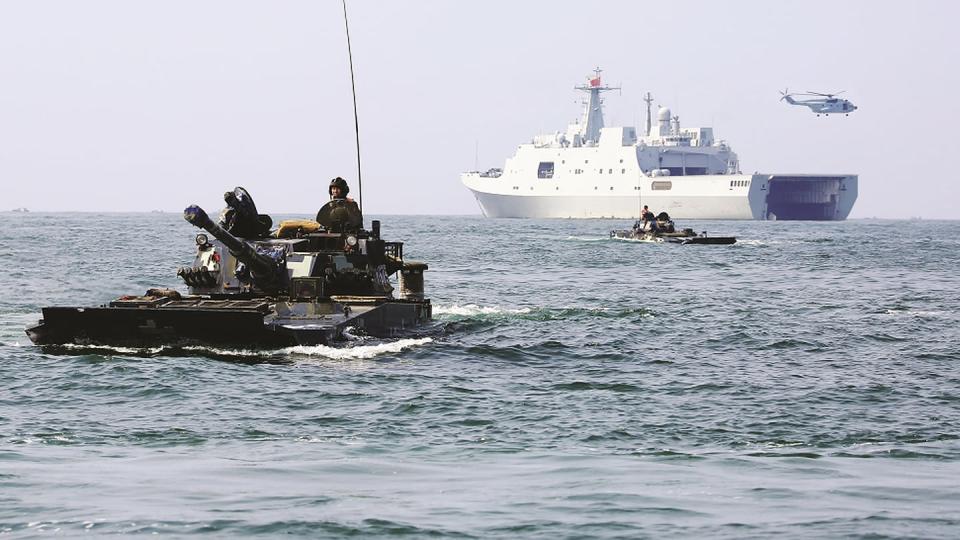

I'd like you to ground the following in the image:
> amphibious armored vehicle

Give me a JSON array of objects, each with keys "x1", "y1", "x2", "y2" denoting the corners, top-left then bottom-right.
[
  {"x1": 25, "y1": 187, "x2": 431, "y2": 348},
  {"x1": 610, "y1": 212, "x2": 736, "y2": 245}
]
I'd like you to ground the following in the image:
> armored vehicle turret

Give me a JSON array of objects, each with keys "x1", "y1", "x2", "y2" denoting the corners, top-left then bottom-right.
[{"x1": 25, "y1": 187, "x2": 431, "y2": 348}]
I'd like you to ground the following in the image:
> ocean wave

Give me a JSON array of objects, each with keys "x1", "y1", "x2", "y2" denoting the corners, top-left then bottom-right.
[
  {"x1": 552, "y1": 381, "x2": 641, "y2": 392},
  {"x1": 536, "y1": 306, "x2": 654, "y2": 320},
  {"x1": 757, "y1": 338, "x2": 823, "y2": 350},
  {"x1": 832, "y1": 448, "x2": 955, "y2": 460},
  {"x1": 284, "y1": 337, "x2": 433, "y2": 361},
  {"x1": 434, "y1": 304, "x2": 652, "y2": 321},
  {"x1": 50, "y1": 342, "x2": 171, "y2": 356},
  {"x1": 745, "y1": 451, "x2": 823, "y2": 458},
  {"x1": 433, "y1": 304, "x2": 532, "y2": 316},
  {"x1": 36, "y1": 338, "x2": 433, "y2": 361},
  {"x1": 883, "y1": 309, "x2": 944, "y2": 317},
  {"x1": 608, "y1": 235, "x2": 662, "y2": 244},
  {"x1": 8, "y1": 518, "x2": 460, "y2": 537},
  {"x1": 565, "y1": 235, "x2": 610, "y2": 242}
]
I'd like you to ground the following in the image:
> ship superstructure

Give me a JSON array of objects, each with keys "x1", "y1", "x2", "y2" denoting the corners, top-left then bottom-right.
[{"x1": 462, "y1": 69, "x2": 857, "y2": 220}]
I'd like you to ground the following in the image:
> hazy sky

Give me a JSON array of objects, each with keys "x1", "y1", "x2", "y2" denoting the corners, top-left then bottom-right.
[{"x1": 1, "y1": 0, "x2": 957, "y2": 218}]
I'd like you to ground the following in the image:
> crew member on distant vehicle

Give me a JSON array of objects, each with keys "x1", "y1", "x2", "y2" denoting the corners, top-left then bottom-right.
[{"x1": 640, "y1": 205, "x2": 658, "y2": 232}]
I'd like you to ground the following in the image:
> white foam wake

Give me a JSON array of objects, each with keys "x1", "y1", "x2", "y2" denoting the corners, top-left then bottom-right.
[
  {"x1": 51, "y1": 343, "x2": 170, "y2": 355},
  {"x1": 609, "y1": 236, "x2": 660, "y2": 244},
  {"x1": 50, "y1": 343, "x2": 271, "y2": 357},
  {"x1": 284, "y1": 337, "x2": 433, "y2": 360},
  {"x1": 30, "y1": 338, "x2": 433, "y2": 360},
  {"x1": 433, "y1": 304, "x2": 532, "y2": 316},
  {"x1": 884, "y1": 309, "x2": 943, "y2": 317},
  {"x1": 565, "y1": 235, "x2": 609, "y2": 242}
]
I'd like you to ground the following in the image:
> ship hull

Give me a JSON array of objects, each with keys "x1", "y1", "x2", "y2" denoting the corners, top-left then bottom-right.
[{"x1": 464, "y1": 173, "x2": 857, "y2": 220}]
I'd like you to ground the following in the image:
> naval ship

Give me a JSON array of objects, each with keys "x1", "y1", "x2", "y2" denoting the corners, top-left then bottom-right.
[{"x1": 462, "y1": 70, "x2": 857, "y2": 220}]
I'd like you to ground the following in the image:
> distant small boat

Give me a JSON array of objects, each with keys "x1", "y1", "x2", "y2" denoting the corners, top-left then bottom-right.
[{"x1": 11, "y1": 207, "x2": 29, "y2": 213}]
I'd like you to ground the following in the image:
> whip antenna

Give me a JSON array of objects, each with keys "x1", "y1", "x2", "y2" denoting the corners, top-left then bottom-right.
[{"x1": 341, "y1": 0, "x2": 362, "y2": 212}]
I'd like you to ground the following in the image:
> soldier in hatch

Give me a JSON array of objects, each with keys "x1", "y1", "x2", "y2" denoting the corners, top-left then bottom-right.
[
  {"x1": 328, "y1": 177, "x2": 352, "y2": 201},
  {"x1": 318, "y1": 177, "x2": 363, "y2": 231},
  {"x1": 637, "y1": 205, "x2": 658, "y2": 232}
]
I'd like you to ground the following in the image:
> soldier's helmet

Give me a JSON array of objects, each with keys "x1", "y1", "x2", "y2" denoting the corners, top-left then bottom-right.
[{"x1": 329, "y1": 177, "x2": 350, "y2": 198}]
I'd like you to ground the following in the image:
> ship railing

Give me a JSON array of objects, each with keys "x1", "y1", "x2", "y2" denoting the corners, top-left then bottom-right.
[{"x1": 384, "y1": 242, "x2": 404, "y2": 261}]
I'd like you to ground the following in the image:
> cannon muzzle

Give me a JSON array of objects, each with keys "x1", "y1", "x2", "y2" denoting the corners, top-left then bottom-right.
[{"x1": 183, "y1": 204, "x2": 279, "y2": 287}]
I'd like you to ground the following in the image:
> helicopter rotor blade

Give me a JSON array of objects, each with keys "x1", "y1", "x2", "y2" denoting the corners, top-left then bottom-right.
[{"x1": 806, "y1": 90, "x2": 845, "y2": 98}]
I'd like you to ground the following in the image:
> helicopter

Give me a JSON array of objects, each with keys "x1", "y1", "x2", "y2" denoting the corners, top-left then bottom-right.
[{"x1": 780, "y1": 89, "x2": 857, "y2": 116}]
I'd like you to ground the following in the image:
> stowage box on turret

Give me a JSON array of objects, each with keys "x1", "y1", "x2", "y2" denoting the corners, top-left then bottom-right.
[{"x1": 25, "y1": 187, "x2": 431, "y2": 348}]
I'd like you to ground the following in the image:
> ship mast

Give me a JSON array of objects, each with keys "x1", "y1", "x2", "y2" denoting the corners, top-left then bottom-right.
[
  {"x1": 574, "y1": 67, "x2": 619, "y2": 144},
  {"x1": 643, "y1": 92, "x2": 654, "y2": 136}
]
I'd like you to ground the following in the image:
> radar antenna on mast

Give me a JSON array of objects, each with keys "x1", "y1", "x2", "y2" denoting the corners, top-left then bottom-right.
[
  {"x1": 573, "y1": 67, "x2": 620, "y2": 144},
  {"x1": 643, "y1": 92, "x2": 654, "y2": 136}
]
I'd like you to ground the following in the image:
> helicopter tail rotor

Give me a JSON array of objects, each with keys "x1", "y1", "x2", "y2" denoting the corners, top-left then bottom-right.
[{"x1": 780, "y1": 88, "x2": 798, "y2": 105}]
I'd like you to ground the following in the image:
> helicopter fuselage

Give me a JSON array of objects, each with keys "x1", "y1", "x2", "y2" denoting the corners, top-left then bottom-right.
[{"x1": 782, "y1": 94, "x2": 857, "y2": 116}]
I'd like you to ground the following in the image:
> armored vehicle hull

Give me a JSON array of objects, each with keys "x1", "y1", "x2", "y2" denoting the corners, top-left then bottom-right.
[
  {"x1": 26, "y1": 296, "x2": 431, "y2": 348},
  {"x1": 25, "y1": 188, "x2": 433, "y2": 350},
  {"x1": 609, "y1": 213, "x2": 736, "y2": 245},
  {"x1": 609, "y1": 229, "x2": 736, "y2": 245}
]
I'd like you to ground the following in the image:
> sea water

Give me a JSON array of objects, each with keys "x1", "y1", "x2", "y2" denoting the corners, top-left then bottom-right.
[{"x1": 1, "y1": 213, "x2": 958, "y2": 538}]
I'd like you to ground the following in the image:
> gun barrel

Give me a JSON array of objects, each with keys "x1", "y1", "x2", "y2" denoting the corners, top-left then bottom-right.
[{"x1": 183, "y1": 205, "x2": 277, "y2": 280}]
